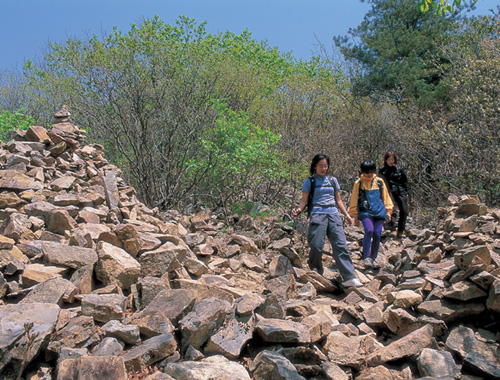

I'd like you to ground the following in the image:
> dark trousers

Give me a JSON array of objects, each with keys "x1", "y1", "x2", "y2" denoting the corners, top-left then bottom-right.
[
  {"x1": 307, "y1": 213, "x2": 356, "y2": 280},
  {"x1": 388, "y1": 194, "x2": 409, "y2": 234}
]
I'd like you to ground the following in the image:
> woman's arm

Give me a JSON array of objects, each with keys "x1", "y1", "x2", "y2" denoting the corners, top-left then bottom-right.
[
  {"x1": 292, "y1": 191, "x2": 309, "y2": 217},
  {"x1": 335, "y1": 190, "x2": 354, "y2": 226}
]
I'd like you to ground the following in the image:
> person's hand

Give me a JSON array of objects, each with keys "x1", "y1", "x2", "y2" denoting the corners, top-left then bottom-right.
[
  {"x1": 346, "y1": 215, "x2": 354, "y2": 226},
  {"x1": 291, "y1": 207, "x2": 301, "y2": 217},
  {"x1": 354, "y1": 218, "x2": 361, "y2": 227},
  {"x1": 387, "y1": 214, "x2": 392, "y2": 222}
]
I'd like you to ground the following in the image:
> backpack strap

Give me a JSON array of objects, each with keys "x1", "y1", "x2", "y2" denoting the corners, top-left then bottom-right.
[{"x1": 306, "y1": 175, "x2": 336, "y2": 217}]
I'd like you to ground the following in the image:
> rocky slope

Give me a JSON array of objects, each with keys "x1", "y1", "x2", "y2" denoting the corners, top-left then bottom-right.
[{"x1": 0, "y1": 107, "x2": 499, "y2": 380}]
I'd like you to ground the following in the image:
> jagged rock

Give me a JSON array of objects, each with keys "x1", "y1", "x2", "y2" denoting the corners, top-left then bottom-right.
[
  {"x1": 322, "y1": 331, "x2": 382, "y2": 369},
  {"x1": 179, "y1": 297, "x2": 232, "y2": 352},
  {"x1": 387, "y1": 289, "x2": 423, "y2": 308},
  {"x1": 301, "y1": 308, "x2": 339, "y2": 342},
  {"x1": 0, "y1": 169, "x2": 43, "y2": 191},
  {"x1": 139, "y1": 241, "x2": 187, "y2": 276},
  {"x1": 57, "y1": 347, "x2": 88, "y2": 364},
  {"x1": 442, "y1": 280, "x2": 488, "y2": 301},
  {"x1": 367, "y1": 324, "x2": 434, "y2": 366},
  {"x1": 47, "y1": 315, "x2": 97, "y2": 356},
  {"x1": 102, "y1": 319, "x2": 141, "y2": 345},
  {"x1": 204, "y1": 315, "x2": 253, "y2": 358},
  {"x1": 164, "y1": 355, "x2": 251, "y2": 380},
  {"x1": 56, "y1": 356, "x2": 127, "y2": 380},
  {"x1": 91, "y1": 337, "x2": 124, "y2": 356},
  {"x1": 0, "y1": 303, "x2": 60, "y2": 373},
  {"x1": 81, "y1": 293, "x2": 127, "y2": 323},
  {"x1": 122, "y1": 333, "x2": 177, "y2": 373},
  {"x1": 417, "y1": 348, "x2": 460, "y2": 379},
  {"x1": 19, "y1": 277, "x2": 77, "y2": 305},
  {"x1": 454, "y1": 244, "x2": 491, "y2": 270},
  {"x1": 2, "y1": 212, "x2": 32, "y2": 241},
  {"x1": 0, "y1": 192, "x2": 25, "y2": 208},
  {"x1": 250, "y1": 350, "x2": 306, "y2": 380},
  {"x1": 47, "y1": 209, "x2": 77, "y2": 234},
  {"x1": 254, "y1": 316, "x2": 311, "y2": 344},
  {"x1": 42, "y1": 241, "x2": 98, "y2": 269},
  {"x1": 446, "y1": 325, "x2": 500, "y2": 378},
  {"x1": 127, "y1": 289, "x2": 196, "y2": 337},
  {"x1": 417, "y1": 298, "x2": 485, "y2": 322},
  {"x1": 95, "y1": 241, "x2": 140, "y2": 289},
  {"x1": 486, "y1": 279, "x2": 500, "y2": 313},
  {"x1": 136, "y1": 276, "x2": 170, "y2": 310},
  {"x1": 50, "y1": 175, "x2": 76, "y2": 191}
]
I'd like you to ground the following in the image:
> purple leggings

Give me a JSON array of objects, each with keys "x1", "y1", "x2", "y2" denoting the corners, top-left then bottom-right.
[{"x1": 360, "y1": 217, "x2": 385, "y2": 259}]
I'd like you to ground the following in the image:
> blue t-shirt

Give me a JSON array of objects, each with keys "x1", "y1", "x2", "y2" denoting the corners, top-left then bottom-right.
[{"x1": 302, "y1": 174, "x2": 340, "y2": 215}]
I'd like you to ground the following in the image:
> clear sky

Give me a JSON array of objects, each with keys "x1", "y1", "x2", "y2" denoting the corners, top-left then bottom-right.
[{"x1": 0, "y1": 0, "x2": 498, "y2": 71}]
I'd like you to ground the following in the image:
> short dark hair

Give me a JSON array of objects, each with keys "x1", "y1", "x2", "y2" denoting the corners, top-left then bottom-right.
[
  {"x1": 360, "y1": 160, "x2": 376, "y2": 174},
  {"x1": 310, "y1": 154, "x2": 330, "y2": 175}
]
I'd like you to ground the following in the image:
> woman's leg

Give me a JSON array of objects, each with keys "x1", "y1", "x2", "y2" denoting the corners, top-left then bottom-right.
[
  {"x1": 326, "y1": 214, "x2": 356, "y2": 280},
  {"x1": 307, "y1": 214, "x2": 328, "y2": 275},
  {"x1": 396, "y1": 195, "x2": 409, "y2": 235},
  {"x1": 360, "y1": 217, "x2": 375, "y2": 259},
  {"x1": 370, "y1": 219, "x2": 385, "y2": 260}
]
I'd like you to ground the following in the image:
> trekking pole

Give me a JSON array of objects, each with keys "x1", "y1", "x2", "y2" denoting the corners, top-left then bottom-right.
[{"x1": 284, "y1": 216, "x2": 298, "y2": 275}]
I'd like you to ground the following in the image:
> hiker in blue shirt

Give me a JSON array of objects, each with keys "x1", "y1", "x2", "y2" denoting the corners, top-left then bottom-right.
[{"x1": 292, "y1": 154, "x2": 362, "y2": 288}]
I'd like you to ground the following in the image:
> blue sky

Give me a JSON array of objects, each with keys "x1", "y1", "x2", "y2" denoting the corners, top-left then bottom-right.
[{"x1": 0, "y1": 0, "x2": 498, "y2": 70}]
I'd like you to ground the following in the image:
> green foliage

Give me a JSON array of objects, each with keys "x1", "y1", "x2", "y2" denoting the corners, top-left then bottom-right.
[
  {"x1": 186, "y1": 101, "x2": 283, "y2": 207},
  {"x1": 0, "y1": 108, "x2": 35, "y2": 142},
  {"x1": 418, "y1": 0, "x2": 477, "y2": 15}
]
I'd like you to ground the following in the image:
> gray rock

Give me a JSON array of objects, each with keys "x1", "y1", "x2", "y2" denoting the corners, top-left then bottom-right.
[
  {"x1": 122, "y1": 333, "x2": 177, "y2": 373},
  {"x1": 446, "y1": 325, "x2": 500, "y2": 378},
  {"x1": 56, "y1": 355, "x2": 127, "y2": 380},
  {"x1": 250, "y1": 350, "x2": 307, "y2": 380},
  {"x1": 164, "y1": 355, "x2": 251, "y2": 380},
  {"x1": 486, "y1": 279, "x2": 500, "y2": 312},
  {"x1": 20, "y1": 277, "x2": 77, "y2": 305},
  {"x1": 179, "y1": 297, "x2": 232, "y2": 351},
  {"x1": 91, "y1": 337, "x2": 124, "y2": 356},
  {"x1": 367, "y1": 324, "x2": 434, "y2": 365},
  {"x1": 139, "y1": 241, "x2": 187, "y2": 276},
  {"x1": 81, "y1": 293, "x2": 127, "y2": 323},
  {"x1": 417, "y1": 298, "x2": 485, "y2": 322},
  {"x1": 95, "y1": 241, "x2": 141, "y2": 289},
  {"x1": 417, "y1": 348, "x2": 460, "y2": 378},
  {"x1": 42, "y1": 241, "x2": 98, "y2": 269},
  {"x1": 102, "y1": 319, "x2": 141, "y2": 345},
  {"x1": 0, "y1": 303, "x2": 60, "y2": 373},
  {"x1": 254, "y1": 316, "x2": 311, "y2": 344},
  {"x1": 47, "y1": 315, "x2": 97, "y2": 356},
  {"x1": 204, "y1": 315, "x2": 253, "y2": 359}
]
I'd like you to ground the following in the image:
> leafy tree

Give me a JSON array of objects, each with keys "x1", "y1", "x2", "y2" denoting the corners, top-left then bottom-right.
[
  {"x1": 335, "y1": 0, "x2": 471, "y2": 106},
  {"x1": 21, "y1": 16, "x2": 299, "y2": 209},
  {"x1": 186, "y1": 102, "x2": 282, "y2": 207},
  {"x1": 0, "y1": 108, "x2": 35, "y2": 142}
]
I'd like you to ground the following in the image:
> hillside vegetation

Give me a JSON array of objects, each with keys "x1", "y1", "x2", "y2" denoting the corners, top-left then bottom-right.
[{"x1": 1, "y1": 1, "x2": 499, "y2": 214}]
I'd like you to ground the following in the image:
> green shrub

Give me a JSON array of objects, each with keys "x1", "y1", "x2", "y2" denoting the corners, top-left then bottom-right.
[{"x1": 0, "y1": 108, "x2": 35, "y2": 142}]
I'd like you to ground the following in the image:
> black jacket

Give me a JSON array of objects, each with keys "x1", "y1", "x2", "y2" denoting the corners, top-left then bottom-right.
[{"x1": 378, "y1": 165, "x2": 410, "y2": 197}]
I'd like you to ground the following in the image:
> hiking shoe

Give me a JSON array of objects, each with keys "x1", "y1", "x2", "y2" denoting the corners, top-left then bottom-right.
[
  {"x1": 363, "y1": 258, "x2": 373, "y2": 268},
  {"x1": 342, "y1": 278, "x2": 362, "y2": 288},
  {"x1": 371, "y1": 259, "x2": 381, "y2": 269}
]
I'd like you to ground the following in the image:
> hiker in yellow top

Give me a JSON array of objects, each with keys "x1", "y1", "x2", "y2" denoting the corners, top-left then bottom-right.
[{"x1": 349, "y1": 160, "x2": 393, "y2": 269}]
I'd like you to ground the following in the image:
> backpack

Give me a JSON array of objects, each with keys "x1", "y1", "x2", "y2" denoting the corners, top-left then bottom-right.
[
  {"x1": 358, "y1": 178, "x2": 384, "y2": 212},
  {"x1": 305, "y1": 175, "x2": 336, "y2": 218}
]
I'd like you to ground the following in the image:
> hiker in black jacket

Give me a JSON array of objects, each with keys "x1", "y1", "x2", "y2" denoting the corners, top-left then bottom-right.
[{"x1": 378, "y1": 151, "x2": 411, "y2": 239}]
